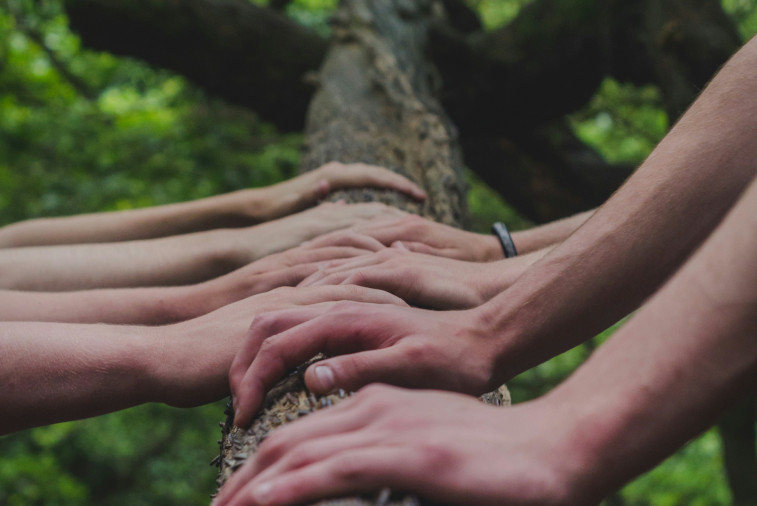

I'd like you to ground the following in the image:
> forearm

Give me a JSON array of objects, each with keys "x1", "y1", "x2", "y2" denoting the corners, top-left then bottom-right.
[
  {"x1": 0, "y1": 321, "x2": 159, "y2": 434},
  {"x1": 0, "y1": 228, "x2": 247, "y2": 291},
  {"x1": 476, "y1": 246, "x2": 552, "y2": 301},
  {"x1": 544, "y1": 176, "x2": 757, "y2": 501},
  {"x1": 0, "y1": 190, "x2": 264, "y2": 248},
  {"x1": 481, "y1": 37, "x2": 757, "y2": 379},
  {"x1": 511, "y1": 209, "x2": 594, "y2": 254},
  {"x1": 0, "y1": 283, "x2": 229, "y2": 324}
]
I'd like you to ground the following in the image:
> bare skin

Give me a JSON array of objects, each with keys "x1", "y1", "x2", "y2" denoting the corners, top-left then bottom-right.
[
  {"x1": 0, "y1": 162, "x2": 426, "y2": 247},
  {"x1": 0, "y1": 284, "x2": 406, "y2": 436},
  {"x1": 299, "y1": 244, "x2": 549, "y2": 309},
  {"x1": 0, "y1": 202, "x2": 406, "y2": 291},
  {"x1": 302, "y1": 209, "x2": 592, "y2": 262},
  {"x1": 0, "y1": 242, "x2": 380, "y2": 324},
  {"x1": 229, "y1": 35, "x2": 757, "y2": 428},
  {"x1": 216, "y1": 170, "x2": 757, "y2": 506}
]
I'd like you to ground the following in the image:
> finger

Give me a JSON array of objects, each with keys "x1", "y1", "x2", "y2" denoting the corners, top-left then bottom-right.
[
  {"x1": 303, "y1": 345, "x2": 430, "y2": 395},
  {"x1": 231, "y1": 302, "x2": 385, "y2": 426},
  {"x1": 228, "y1": 305, "x2": 334, "y2": 423},
  {"x1": 299, "y1": 270, "x2": 351, "y2": 287},
  {"x1": 302, "y1": 251, "x2": 392, "y2": 284},
  {"x1": 225, "y1": 447, "x2": 429, "y2": 506},
  {"x1": 294, "y1": 245, "x2": 377, "y2": 263},
  {"x1": 254, "y1": 264, "x2": 322, "y2": 293},
  {"x1": 329, "y1": 163, "x2": 427, "y2": 201},
  {"x1": 348, "y1": 216, "x2": 425, "y2": 245},
  {"x1": 391, "y1": 240, "x2": 448, "y2": 257},
  {"x1": 303, "y1": 231, "x2": 386, "y2": 252},
  {"x1": 289, "y1": 284, "x2": 407, "y2": 308},
  {"x1": 215, "y1": 400, "x2": 371, "y2": 505}
]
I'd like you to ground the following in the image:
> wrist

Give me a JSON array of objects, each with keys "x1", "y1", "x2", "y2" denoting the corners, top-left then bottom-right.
[
  {"x1": 146, "y1": 322, "x2": 205, "y2": 407},
  {"x1": 522, "y1": 394, "x2": 615, "y2": 504},
  {"x1": 148, "y1": 316, "x2": 234, "y2": 408},
  {"x1": 480, "y1": 233, "x2": 505, "y2": 261}
]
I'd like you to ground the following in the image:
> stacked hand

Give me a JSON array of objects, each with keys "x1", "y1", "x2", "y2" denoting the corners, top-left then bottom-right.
[
  {"x1": 299, "y1": 246, "x2": 494, "y2": 309},
  {"x1": 156, "y1": 285, "x2": 408, "y2": 409},
  {"x1": 214, "y1": 386, "x2": 583, "y2": 506},
  {"x1": 229, "y1": 300, "x2": 504, "y2": 428},
  {"x1": 259, "y1": 162, "x2": 427, "y2": 221},
  {"x1": 306, "y1": 214, "x2": 503, "y2": 262}
]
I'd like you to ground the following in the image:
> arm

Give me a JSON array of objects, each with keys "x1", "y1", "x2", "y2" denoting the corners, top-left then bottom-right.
[
  {"x1": 0, "y1": 243, "x2": 375, "y2": 324},
  {"x1": 299, "y1": 245, "x2": 550, "y2": 309},
  {"x1": 307, "y1": 209, "x2": 591, "y2": 262},
  {"x1": 216, "y1": 167, "x2": 757, "y2": 506},
  {"x1": 0, "y1": 284, "x2": 405, "y2": 435},
  {"x1": 0, "y1": 163, "x2": 425, "y2": 248},
  {"x1": 229, "y1": 36, "x2": 757, "y2": 424},
  {"x1": 0, "y1": 202, "x2": 404, "y2": 291},
  {"x1": 511, "y1": 209, "x2": 593, "y2": 254}
]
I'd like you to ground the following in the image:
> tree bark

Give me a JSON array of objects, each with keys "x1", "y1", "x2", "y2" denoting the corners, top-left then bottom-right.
[
  {"x1": 63, "y1": 0, "x2": 742, "y2": 222},
  {"x1": 215, "y1": 1, "x2": 508, "y2": 503}
]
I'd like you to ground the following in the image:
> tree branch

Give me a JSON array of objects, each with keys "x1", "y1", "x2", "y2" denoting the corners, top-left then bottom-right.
[{"x1": 65, "y1": 0, "x2": 328, "y2": 132}]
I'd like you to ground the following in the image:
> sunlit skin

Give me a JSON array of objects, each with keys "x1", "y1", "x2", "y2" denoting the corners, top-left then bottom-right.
[
  {"x1": 0, "y1": 284, "x2": 407, "y2": 436},
  {"x1": 0, "y1": 162, "x2": 426, "y2": 247},
  {"x1": 0, "y1": 240, "x2": 382, "y2": 324},
  {"x1": 220, "y1": 36, "x2": 757, "y2": 504}
]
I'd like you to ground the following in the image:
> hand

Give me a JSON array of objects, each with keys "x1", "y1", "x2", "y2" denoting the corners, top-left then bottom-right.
[
  {"x1": 229, "y1": 301, "x2": 501, "y2": 427},
  {"x1": 244, "y1": 202, "x2": 407, "y2": 261},
  {"x1": 261, "y1": 162, "x2": 426, "y2": 220},
  {"x1": 207, "y1": 241, "x2": 381, "y2": 306},
  {"x1": 300, "y1": 246, "x2": 496, "y2": 309},
  {"x1": 214, "y1": 386, "x2": 585, "y2": 506},
  {"x1": 310, "y1": 214, "x2": 503, "y2": 262},
  {"x1": 151, "y1": 285, "x2": 407, "y2": 409}
]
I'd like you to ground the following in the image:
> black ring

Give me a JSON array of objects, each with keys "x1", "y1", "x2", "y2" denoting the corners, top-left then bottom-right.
[{"x1": 492, "y1": 222, "x2": 518, "y2": 258}]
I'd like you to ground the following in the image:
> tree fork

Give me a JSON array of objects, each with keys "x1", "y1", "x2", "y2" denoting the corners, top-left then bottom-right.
[{"x1": 215, "y1": 1, "x2": 508, "y2": 503}]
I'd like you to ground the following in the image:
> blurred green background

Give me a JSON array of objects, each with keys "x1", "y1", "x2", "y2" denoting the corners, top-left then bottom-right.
[{"x1": 1, "y1": 0, "x2": 756, "y2": 504}]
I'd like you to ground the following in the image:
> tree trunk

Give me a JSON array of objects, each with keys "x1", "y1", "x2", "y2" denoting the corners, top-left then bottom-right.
[
  {"x1": 215, "y1": 1, "x2": 508, "y2": 503},
  {"x1": 64, "y1": 0, "x2": 742, "y2": 223}
]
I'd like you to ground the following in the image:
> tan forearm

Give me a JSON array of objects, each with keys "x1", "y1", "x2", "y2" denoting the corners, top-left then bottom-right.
[
  {"x1": 482, "y1": 37, "x2": 757, "y2": 380},
  {"x1": 0, "y1": 284, "x2": 221, "y2": 324},
  {"x1": 0, "y1": 189, "x2": 265, "y2": 248},
  {"x1": 0, "y1": 228, "x2": 250, "y2": 291},
  {"x1": 545, "y1": 175, "x2": 757, "y2": 500},
  {"x1": 0, "y1": 321, "x2": 159, "y2": 434},
  {"x1": 511, "y1": 209, "x2": 594, "y2": 254}
]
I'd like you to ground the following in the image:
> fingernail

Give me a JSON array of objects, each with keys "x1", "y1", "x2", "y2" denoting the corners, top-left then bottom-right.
[
  {"x1": 253, "y1": 482, "x2": 273, "y2": 504},
  {"x1": 314, "y1": 365, "x2": 335, "y2": 392}
]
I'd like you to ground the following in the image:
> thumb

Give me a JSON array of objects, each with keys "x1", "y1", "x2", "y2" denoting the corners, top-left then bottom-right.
[{"x1": 304, "y1": 348, "x2": 419, "y2": 394}]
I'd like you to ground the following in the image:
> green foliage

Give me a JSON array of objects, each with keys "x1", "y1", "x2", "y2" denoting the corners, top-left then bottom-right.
[
  {"x1": 0, "y1": 0, "x2": 753, "y2": 505},
  {"x1": 723, "y1": 0, "x2": 757, "y2": 38},
  {"x1": 570, "y1": 79, "x2": 668, "y2": 165}
]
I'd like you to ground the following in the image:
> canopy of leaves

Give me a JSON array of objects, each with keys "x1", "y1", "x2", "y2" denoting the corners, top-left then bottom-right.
[{"x1": 0, "y1": 0, "x2": 755, "y2": 504}]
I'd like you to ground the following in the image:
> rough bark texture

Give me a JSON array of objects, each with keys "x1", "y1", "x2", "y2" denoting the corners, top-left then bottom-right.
[
  {"x1": 63, "y1": 0, "x2": 742, "y2": 222},
  {"x1": 214, "y1": 1, "x2": 508, "y2": 503}
]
